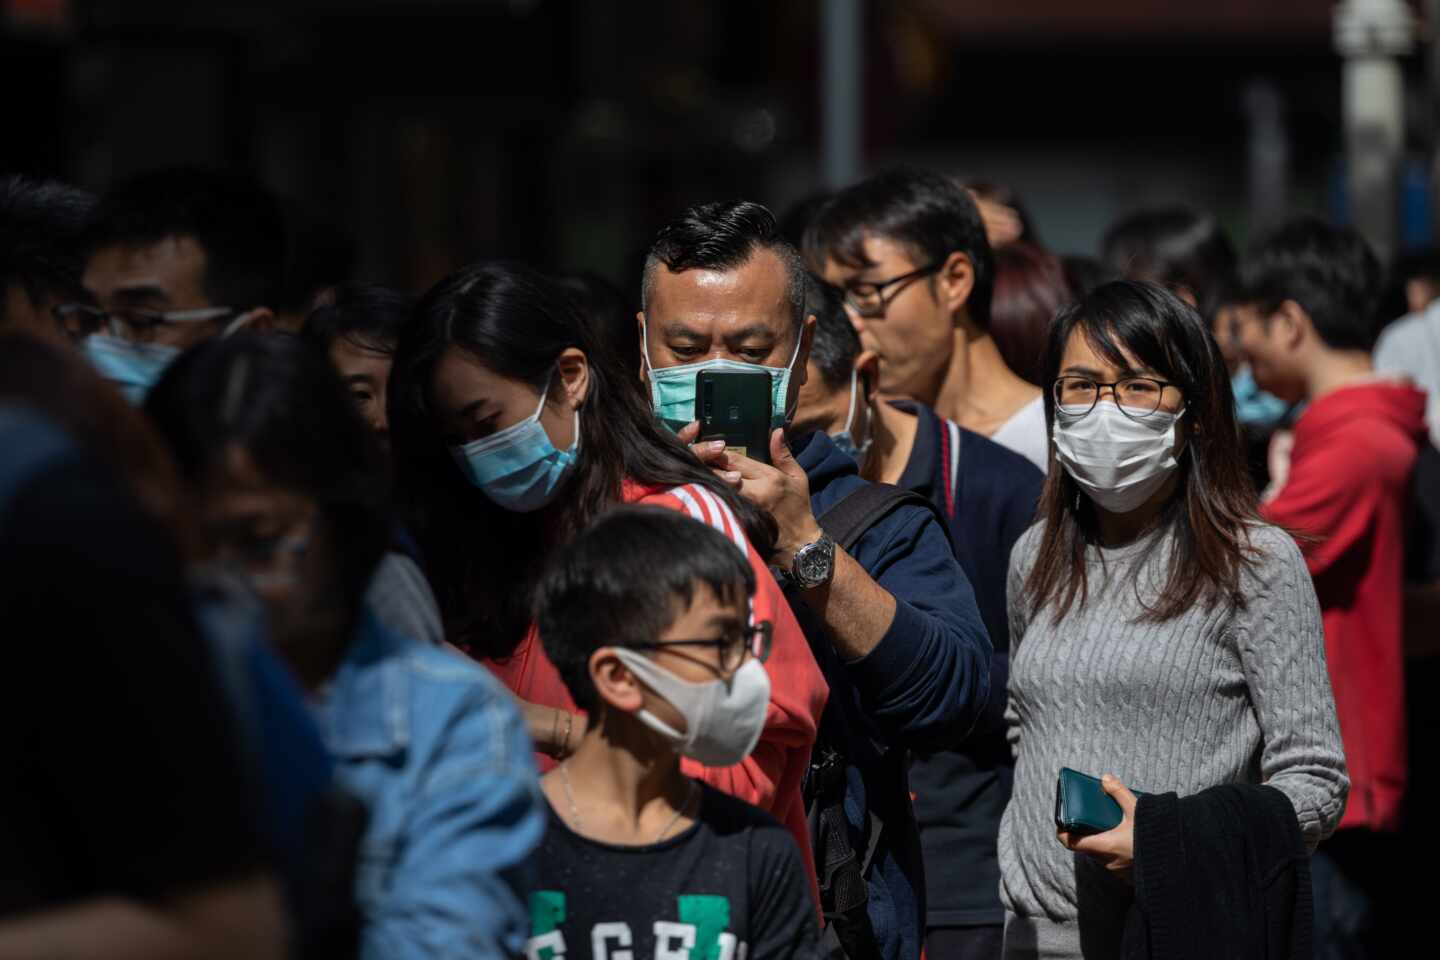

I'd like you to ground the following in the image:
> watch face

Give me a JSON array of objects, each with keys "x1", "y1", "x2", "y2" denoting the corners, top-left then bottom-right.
[{"x1": 795, "y1": 537, "x2": 834, "y2": 586}]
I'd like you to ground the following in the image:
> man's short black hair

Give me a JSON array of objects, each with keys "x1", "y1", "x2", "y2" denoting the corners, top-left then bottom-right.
[
  {"x1": 84, "y1": 167, "x2": 285, "y2": 310},
  {"x1": 301, "y1": 284, "x2": 415, "y2": 356},
  {"x1": 805, "y1": 273, "x2": 860, "y2": 391},
  {"x1": 0, "y1": 175, "x2": 95, "y2": 307},
  {"x1": 1238, "y1": 215, "x2": 1382, "y2": 352},
  {"x1": 642, "y1": 200, "x2": 807, "y2": 333},
  {"x1": 1101, "y1": 207, "x2": 1236, "y2": 322},
  {"x1": 803, "y1": 167, "x2": 994, "y2": 328},
  {"x1": 536, "y1": 506, "x2": 756, "y2": 716}
]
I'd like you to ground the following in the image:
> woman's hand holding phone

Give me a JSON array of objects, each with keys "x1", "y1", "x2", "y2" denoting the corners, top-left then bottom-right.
[{"x1": 1058, "y1": 773, "x2": 1138, "y2": 881}]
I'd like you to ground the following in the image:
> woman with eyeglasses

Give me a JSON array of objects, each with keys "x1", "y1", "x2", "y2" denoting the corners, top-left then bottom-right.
[
  {"x1": 387, "y1": 261, "x2": 827, "y2": 894},
  {"x1": 997, "y1": 281, "x2": 1348, "y2": 958}
]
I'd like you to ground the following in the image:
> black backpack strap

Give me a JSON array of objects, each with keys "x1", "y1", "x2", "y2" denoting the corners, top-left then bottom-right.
[{"x1": 816, "y1": 481, "x2": 955, "y2": 556}]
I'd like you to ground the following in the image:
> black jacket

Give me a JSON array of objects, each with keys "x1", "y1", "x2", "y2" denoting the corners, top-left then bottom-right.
[{"x1": 1122, "y1": 784, "x2": 1312, "y2": 960}]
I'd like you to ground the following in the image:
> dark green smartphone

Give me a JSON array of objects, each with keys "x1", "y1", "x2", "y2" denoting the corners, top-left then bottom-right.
[
  {"x1": 696, "y1": 370, "x2": 772, "y2": 466},
  {"x1": 1055, "y1": 767, "x2": 1145, "y2": 837}
]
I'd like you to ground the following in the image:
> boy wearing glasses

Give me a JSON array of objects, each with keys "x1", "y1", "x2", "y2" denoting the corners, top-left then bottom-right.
[
  {"x1": 803, "y1": 167, "x2": 1048, "y2": 472},
  {"x1": 531, "y1": 506, "x2": 819, "y2": 960}
]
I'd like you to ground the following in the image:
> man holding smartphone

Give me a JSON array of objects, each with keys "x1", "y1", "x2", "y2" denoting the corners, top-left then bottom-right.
[{"x1": 638, "y1": 200, "x2": 993, "y2": 960}]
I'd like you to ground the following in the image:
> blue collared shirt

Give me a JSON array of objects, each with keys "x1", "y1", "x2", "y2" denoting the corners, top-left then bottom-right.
[{"x1": 312, "y1": 614, "x2": 545, "y2": 960}]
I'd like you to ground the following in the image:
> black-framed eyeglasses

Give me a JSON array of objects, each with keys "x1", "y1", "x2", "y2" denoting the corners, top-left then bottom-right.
[
  {"x1": 842, "y1": 263, "x2": 941, "y2": 318},
  {"x1": 629, "y1": 621, "x2": 773, "y2": 672},
  {"x1": 1052, "y1": 376, "x2": 1179, "y2": 420},
  {"x1": 52, "y1": 303, "x2": 238, "y2": 344}
]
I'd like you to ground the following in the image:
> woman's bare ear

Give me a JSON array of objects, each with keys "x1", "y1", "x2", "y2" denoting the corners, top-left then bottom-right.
[{"x1": 556, "y1": 347, "x2": 590, "y2": 409}]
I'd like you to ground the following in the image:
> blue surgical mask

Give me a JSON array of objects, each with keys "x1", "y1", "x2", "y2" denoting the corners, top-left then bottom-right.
[
  {"x1": 829, "y1": 369, "x2": 873, "y2": 463},
  {"x1": 641, "y1": 319, "x2": 803, "y2": 432},
  {"x1": 449, "y1": 374, "x2": 580, "y2": 512},
  {"x1": 82, "y1": 334, "x2": 181, "y2": 404}
]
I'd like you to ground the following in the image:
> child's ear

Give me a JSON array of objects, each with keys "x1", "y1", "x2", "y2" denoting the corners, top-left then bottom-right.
[{"x1": 590, "y1": 648, "x2": 646, "y2": 714}]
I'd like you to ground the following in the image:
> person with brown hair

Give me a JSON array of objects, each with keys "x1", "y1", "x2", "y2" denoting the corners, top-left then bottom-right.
[
  {"x1": 999, "y1": 281, "x2": 1348, "y2": 958},
  {"x1": 989, "y1": 242, "x2": 1071, "y2": 387}
]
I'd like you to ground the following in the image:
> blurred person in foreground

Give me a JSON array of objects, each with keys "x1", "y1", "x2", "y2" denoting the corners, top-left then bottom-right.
[
  {"x1": 146, "y1": 332, "x2": 545, "y2": 959},
  {"x1": 806, "y1": 169, "x2": 1048, "y2": 472},
  {"x1": 1003, "y1": 280, "x2": 1345, "y2": 959},
  {"x1": 0, "y1": 400, "x2": 286, "y2": 957},
  {"x1": 529, "y1": 506, "x2": 821, "y2": 960},
  {"x1": 791, "y1": 275, "x2": 1042, "y2": 960},
  {"x1": 0, "y1": 331, "x2": 360, "y2": 956},
  {"x1": 386, "y1": 261, "x2": 827, "y2": 893},
  {"x1": 1234, "y1": 218, "x2": 1425, "y2": 959},
  {"x1": 647, "y1": 201, "x2": 992, "y2": 960},
  {"x1": 58, "y1": 167, "x2": 283, "y2": 403},
  {"x1": 0, "y1": 175, "x2": 94, "y2": 342}
]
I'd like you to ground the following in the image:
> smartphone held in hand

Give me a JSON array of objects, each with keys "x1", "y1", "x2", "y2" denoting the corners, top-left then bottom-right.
[{"x1": 696, "y1": 370, "x2": 773, "y2": 466}]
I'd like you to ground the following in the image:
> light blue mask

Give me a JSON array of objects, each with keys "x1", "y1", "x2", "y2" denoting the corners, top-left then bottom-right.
[
  {"x1": 82, "y1": 334, "x2": 182, "y2": 405},
  {"x1": 449, "y1": 375, "x2": 580, "y2": 512},
  {"x1": 829, "y1": 368, "x2": 873, "y2": 463},
  {"x1": 642, "y1": 319, "x2": 803, "y2": 433}
]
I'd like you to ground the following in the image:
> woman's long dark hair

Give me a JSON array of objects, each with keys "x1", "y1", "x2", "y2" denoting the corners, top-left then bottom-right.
[
  {"x1": 389, "y1": 260, "x2": 778, "y2": 659},
  {"x1": 1026, "y1": 280, "x2": 1263, "y2": 623}
]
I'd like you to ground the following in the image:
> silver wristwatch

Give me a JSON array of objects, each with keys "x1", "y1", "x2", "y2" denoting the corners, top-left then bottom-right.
[{"x1": 788, "y1": 532, "x2": 836, "y2": 590}]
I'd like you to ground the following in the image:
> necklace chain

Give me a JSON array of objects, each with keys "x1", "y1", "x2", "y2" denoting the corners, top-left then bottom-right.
[{"x1": 559, "y1": 761, "x2": 696, "y2": 844}]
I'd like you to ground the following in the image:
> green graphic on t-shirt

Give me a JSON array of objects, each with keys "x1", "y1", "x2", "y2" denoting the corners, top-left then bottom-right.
[
  {"x1": 677, "y1": 895, "x2": 731, "y2": 960},
  {"x1": 530, "y1": 890, "x2": 566, "y2": 959}
]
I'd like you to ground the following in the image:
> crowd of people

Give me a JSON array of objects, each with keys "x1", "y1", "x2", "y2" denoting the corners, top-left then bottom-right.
[{"x1": 0, "y1": 162, "x2": 1432, "y2": 960}]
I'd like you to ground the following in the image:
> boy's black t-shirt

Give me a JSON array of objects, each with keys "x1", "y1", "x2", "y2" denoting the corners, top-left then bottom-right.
[{"x1": 527, "y1": 781, "x2": 819, "y2": 960}]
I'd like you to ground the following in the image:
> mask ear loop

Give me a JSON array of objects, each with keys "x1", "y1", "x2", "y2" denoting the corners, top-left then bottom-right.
[
  {"x1": 842, "y1": 367, "x2": 859, "y2": 435},
  {"x1": 221, "y1": 312, "x2": 253, "y2": 338},
  {"x1": 778, "y1": 324, "x2": 806, "y2": 424}
]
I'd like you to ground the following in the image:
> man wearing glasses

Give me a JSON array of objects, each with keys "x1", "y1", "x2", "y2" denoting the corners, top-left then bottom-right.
[
  {"x1": 804, "y1": 168, "x2": 1049, "y2": 473},
  {"x1": 56, "y1": 168, "x2": 282, "y2": 403},
  {"x1": 642, "y1": 200, "x2": 992, "y2": 960}
]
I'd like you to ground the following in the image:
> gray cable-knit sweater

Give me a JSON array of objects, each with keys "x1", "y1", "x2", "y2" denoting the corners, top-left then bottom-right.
[{"x1": 997, "y1": 520, "x2": 1348, "y2": 956}]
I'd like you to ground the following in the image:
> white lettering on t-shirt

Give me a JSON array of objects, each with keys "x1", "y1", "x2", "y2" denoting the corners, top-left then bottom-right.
[
  {"x1": 592, "y1": 922, "x2": 634, "y2": 960},
  {"x1": 716, "y1": 931, "x2": 740, "y2": 960},
  {"x1": 653, "y1": 921, "x2": 697, "y2": 960},
  {"x1": 526, "y1": 930, "x2": 566, "y2": 960}
]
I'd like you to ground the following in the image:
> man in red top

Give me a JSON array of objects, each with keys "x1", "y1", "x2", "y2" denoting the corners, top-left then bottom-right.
[{"x1": 1235, "y1": 216, "x2": 1425, "y2": 958}]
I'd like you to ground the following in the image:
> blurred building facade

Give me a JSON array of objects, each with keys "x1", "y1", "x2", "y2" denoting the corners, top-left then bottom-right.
[{"x1": 1, "y1": 0, "x2": 1429, "y2": 296}]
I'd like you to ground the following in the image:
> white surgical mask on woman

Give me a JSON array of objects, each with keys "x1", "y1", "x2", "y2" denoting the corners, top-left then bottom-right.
[{"x1": 1052, "y1": 401, "x2": 1186, "y2": 514}]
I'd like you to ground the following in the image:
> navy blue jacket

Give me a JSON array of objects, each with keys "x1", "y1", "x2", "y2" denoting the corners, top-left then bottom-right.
[
  {"x1": 791, "y1": 430, "x2": 992, "y2": 960},
  {"x1": 893, "y1": 401, "x2": 1043, "y2": 927}
]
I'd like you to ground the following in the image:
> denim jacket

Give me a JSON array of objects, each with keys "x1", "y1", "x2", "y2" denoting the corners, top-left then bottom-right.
[{"x1": 313, "y1": 614, "x2": 545, "y2": 960}]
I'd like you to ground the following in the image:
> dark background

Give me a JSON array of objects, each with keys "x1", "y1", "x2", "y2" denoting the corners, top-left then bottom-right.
[{"x1": 2, "y1": 0, "x2": 1428, "y2": 299}]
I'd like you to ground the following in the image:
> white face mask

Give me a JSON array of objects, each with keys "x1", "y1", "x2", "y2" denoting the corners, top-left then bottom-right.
[
  {"x1": 611, "y1": 647, "x2": 771, "y2": 768},
  {"x1": 1052, "y1": 401, "x2": 1186, "y2": 514}
]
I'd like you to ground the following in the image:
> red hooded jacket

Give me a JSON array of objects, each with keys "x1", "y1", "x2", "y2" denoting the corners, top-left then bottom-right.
[{"x1": 1262, "y1": 379, "x2": 1426, "y2": 833}]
